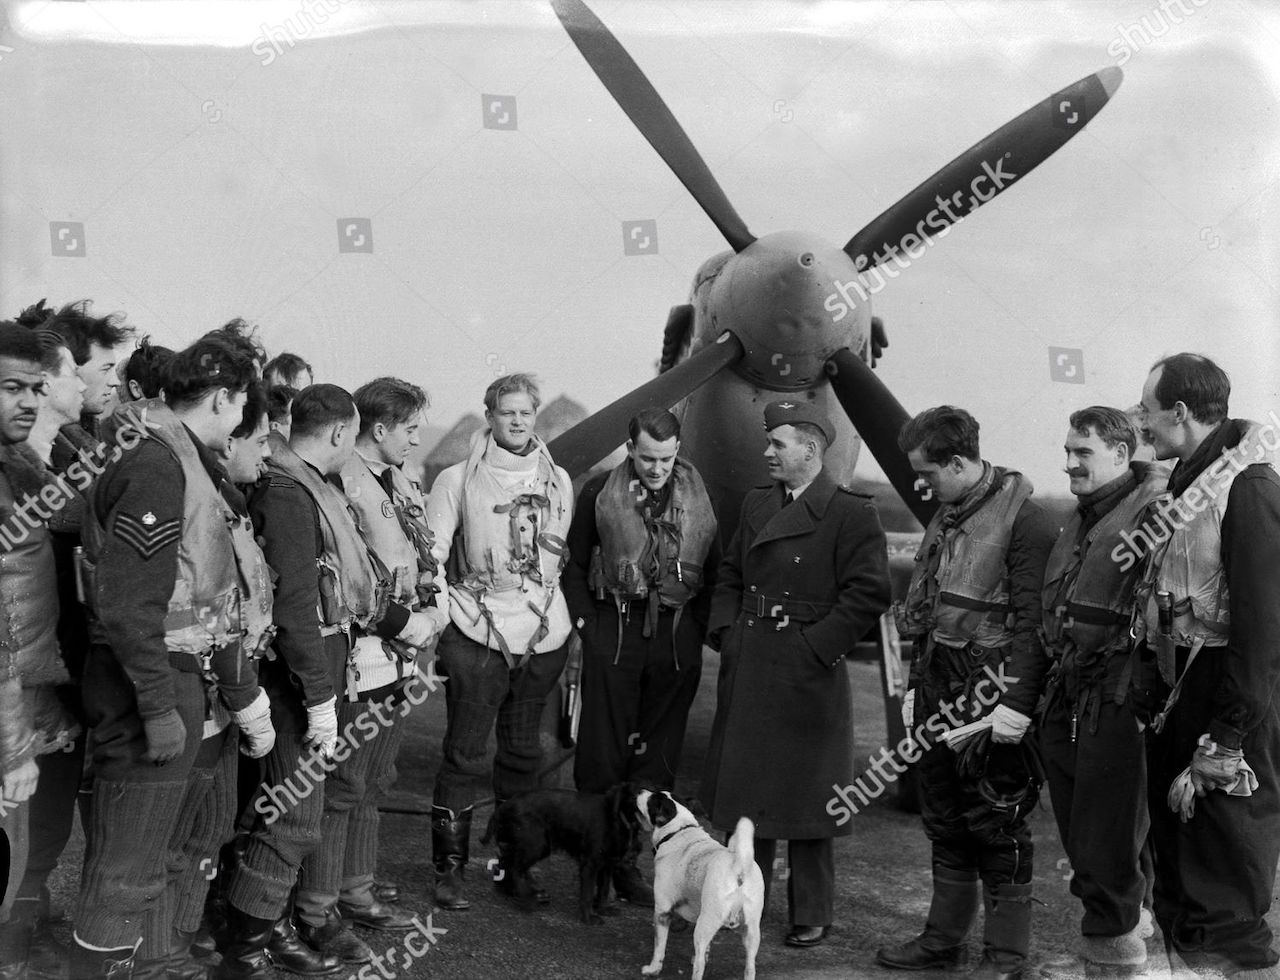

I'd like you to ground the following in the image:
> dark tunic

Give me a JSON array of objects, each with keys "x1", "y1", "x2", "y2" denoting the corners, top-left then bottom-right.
[{"x1": 701, "y1": 469, "x2": 891, "y2": 838}]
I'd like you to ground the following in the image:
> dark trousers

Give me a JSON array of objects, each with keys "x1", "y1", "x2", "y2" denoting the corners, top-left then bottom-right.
[
  {"x1": 753, "y1": 838, "x2": 833, "y2": 927},
  {"x1": 227, "y1": 733, "x2": 329, "y2": 920},
  {"x1": 432, "y1": 625, "x2": 568, "y2": 812},
  {"x1": 169, "y1": 729, "x2": 238, "y2": 935},
  {"x1": 917, "y1": 655, "x2": 1035, "y2": 888},
  {"x1": 574, "y1": 603, "x2": 703, "y2": 793},
  {"x1": 297, "y1": 693, "x2": 407, "y2": 926},
  {"x1": 76, "y1": 647, "x2": 210, "y2": 955},
  {"x1": 1040, "y1": 682, "x2": 1148, "y2": 937},
  {"x1": 18, "y1": 695, "x2": 86, "y2": 909},
  {"x1": 1145, "y1": 646, "x2": 1280, "y2": 970}
]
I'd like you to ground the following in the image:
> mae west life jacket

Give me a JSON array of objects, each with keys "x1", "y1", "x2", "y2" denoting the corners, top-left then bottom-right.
[{"x1": 898, "y1": 467, "x2": 1032, "y2": 650}]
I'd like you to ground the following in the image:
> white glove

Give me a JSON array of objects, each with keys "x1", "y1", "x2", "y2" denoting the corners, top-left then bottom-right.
[
  {"x1": 901, "y1": 689, "x2": 915, "y2": 730},
  {"x1": 1, "y1": 757, "x2": 40, "y2": 806},
  {"x1": 988, "y1": 704, "x2": 1032, "y2": 744},
  {"x1": 230, "y1": 689, "x2": 276, "y2": 760},
  {"x1": 304, "y1": 696, "x2": 339, "y2": 759},
  {"x1": 397, "y1": 610, "x2": 441, "y2": 649}
]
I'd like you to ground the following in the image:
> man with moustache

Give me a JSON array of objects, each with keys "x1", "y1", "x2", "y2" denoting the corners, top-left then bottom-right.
[
  {"x1": 564, "y1": 408, "x2": 719, "y2": 905},
  {"x1": 702, "y1": 400, "x2": 891, "y2": 948},
  {"x1": 426, "y1": 373, "x2": 573, "y2": 911},
  {"x1": 1132, "y1": 354, "x2": 1280, "y2": 978},
  {"x1": 71, "y1": 332, "x2": 274, "y2": 980},
  {"x1": 1039, "y1": 407, "x2": 1166, "y2": 975},
  {"x1": 878, "y1": 406, "x2": 1057, "y2": 980},
  {"x1": 0, "y1": 322, "x2": 81, "y2": 980},
  {"x1": 293, "y1": 377, "x2": 441, "y2": 961}
]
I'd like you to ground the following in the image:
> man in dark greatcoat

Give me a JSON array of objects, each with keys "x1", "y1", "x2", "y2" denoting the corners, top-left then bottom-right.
[{"x1": 701, "y1": 399, "x2": 891, "y2": 949}]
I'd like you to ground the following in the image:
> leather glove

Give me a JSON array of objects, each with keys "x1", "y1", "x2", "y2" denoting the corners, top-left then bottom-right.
[
  {"x1": 989, "y1": 704, "x2": 1032, "y2": 744},
  {"x1": 142, "y1": 709, "x2": 187, "y2": 765},
  {"x1": 231, "y1": 689, "x2": 276, "y2": 760},
  {"x1": 1189, "y1": 733, "x2": 1244, "y2": 796},
  {"x1": 397, "y1": 610, "x2": 440, "y2": 650},
  {"x1": 901, "y1": 689, "x2": 915, "y2": 730},
  {"x1": 304, "y1": 696, "x2": 339, "y2": 759},
  {"x1": 1168, "y1": 767, "x2": 1197, "y2": 822}
]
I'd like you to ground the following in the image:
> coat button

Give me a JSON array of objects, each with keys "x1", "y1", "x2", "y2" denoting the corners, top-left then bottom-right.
[{"x1": 749, "y1": 585, "x2": 757, "y2": 592}]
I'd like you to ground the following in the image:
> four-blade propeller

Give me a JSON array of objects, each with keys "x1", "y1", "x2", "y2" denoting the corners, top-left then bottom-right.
[{"x1": 548, "y1": 0, "x2": 1121, "y2": 520}]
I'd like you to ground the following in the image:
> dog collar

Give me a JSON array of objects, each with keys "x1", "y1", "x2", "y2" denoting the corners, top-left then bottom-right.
[{"x1": 653, "y1": 823, "x2": 697, "y2": 855}]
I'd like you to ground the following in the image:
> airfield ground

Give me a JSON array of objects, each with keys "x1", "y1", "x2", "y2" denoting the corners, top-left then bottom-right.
[{"x1": 42, "y1": 653, "x2": 1279, "y2": 979}]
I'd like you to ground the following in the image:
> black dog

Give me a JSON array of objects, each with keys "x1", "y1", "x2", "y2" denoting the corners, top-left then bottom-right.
[{"x1": 481, "y1": 783, "x2": 642, "y2": 924}]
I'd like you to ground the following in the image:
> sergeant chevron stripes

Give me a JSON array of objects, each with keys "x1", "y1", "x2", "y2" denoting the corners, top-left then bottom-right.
[{"x1": 114, "y1": 511, "x2": 180, "y2": 559}]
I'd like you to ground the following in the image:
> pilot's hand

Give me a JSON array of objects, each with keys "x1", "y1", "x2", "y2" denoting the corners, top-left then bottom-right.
[{"x1": 870, "y1": 316, "x2": 889, "y2": 367}]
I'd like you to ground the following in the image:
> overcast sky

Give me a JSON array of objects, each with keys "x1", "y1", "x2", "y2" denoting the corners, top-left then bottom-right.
[{"x1": 2, "y1": 0, "x2": 1276, "y2": 494}]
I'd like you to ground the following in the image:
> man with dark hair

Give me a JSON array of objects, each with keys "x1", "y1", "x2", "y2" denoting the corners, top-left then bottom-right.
[
  {"x1": 702, "y1": 399, "x2": 891, "y2": 949},
  {"x1": 1038, "y1": 406, "x2": 1166, "y2": 976},
  {"x1": 267, "y1": 386, "x2": 297, "y2": 441},
  {"x1": 28, "y1": 300, "x2": 133, "y2": 423},
  {"x1": 0, "y1": 322, "x2": 81, "y2": 980},
  {"x1": 118, "y1": 338, "x2": 175, "y2": 403},
  {"x1": 71, "y1": 331, "x2": 277, "y2": 980},
  {"x1": 564, "y1": 407, "x2": 719, "y2": 905},
  {"x1": 1132, "y1": 353, "x2": 1280, "y2": 976},
  {"x1": 878, "y1": 405, "x2": 1058, "y2": 980},
  {"x1": 426, "y1": 372, "x2": 574, "y2": 910},
  {"x1": 218, "y1": 383, "x2": 389, "y2": 980},
  {"x1": 263, "y1": 353, "x2": 313, "y2": 391},
  {"x1": 290, "y1": 377, "x2": 440, "y2": 960}
]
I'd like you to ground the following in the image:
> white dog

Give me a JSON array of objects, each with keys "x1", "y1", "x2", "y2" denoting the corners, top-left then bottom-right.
[{"x1": 636, "y1": 789, "x2": 763, "y2": 980}]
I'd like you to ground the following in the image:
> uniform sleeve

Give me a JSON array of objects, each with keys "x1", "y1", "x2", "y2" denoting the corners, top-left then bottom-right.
[
  {"x1": 94, "y1": 441, "x2": 184, "y2": 720},
  {"x1": 248, "y1": 478, "x2": 333, "y2": 708},
  {"x1": 210, "y1": 642, "x2": 260, "y2": 713},
  {"x1": 997, "y1": 498, "x2": 1059, "y2": 715},
  {"x1": 1211, "y1": 466, "x2": 1280, "y2": 749},
  {"x1": 707, "y1": 500, "x2": 749, "y2": 643},
  {"x1": 801, "y1": 498, "x2": 892, "y2": 667},
  {"x1": 689, "y1": 526, "x2": 722, "y2": 633},
  {"x1": 564, "y1": 474, "x2": 606, "y2": 628}
]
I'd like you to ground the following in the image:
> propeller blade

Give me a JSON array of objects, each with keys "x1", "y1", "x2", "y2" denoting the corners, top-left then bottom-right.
[
  {"x1": 844, "y1": 67, "x2": 1122, "y2": 270},
  {"x1": 549, "y1": 331, "x2": 745, "y2": 479},
  {"x1": 551, "y1": 0, "x2": 756, "y2": 253},
  {"x1": 825, "y1": 348, "x2": 937, "y2": 527}
]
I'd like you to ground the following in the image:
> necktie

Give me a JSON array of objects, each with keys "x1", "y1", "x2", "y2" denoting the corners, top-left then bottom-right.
[{"x1": 782, "y1": 492, "x2": 794, "y2": 508}]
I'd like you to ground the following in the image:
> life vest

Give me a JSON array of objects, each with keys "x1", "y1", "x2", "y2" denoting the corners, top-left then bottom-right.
[
  {"x1": 1137, "y1": 420, "x2": 1280, "y2": 648},
  {"x1": 899, "y1": 468, "x2": 1032, "y2": 649},
  {"x1": 591, "y1": 457, "x2": 717, "y2": 608},
  {"x1": 81, "y1": 400, "x2": 275, "y2": 658},
  {"x1": 0, "y1": 444, "x2": 66, "y2": 688},
  {"x1": 1042, "y1": 461, "x2": 1167, "y2": 660},
  {"x1": 451, "y1": 432, "x2": 572, "y2": 666},
  {"x1": 266, "y1": 438, "x2": 378, "y2": 632}
]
